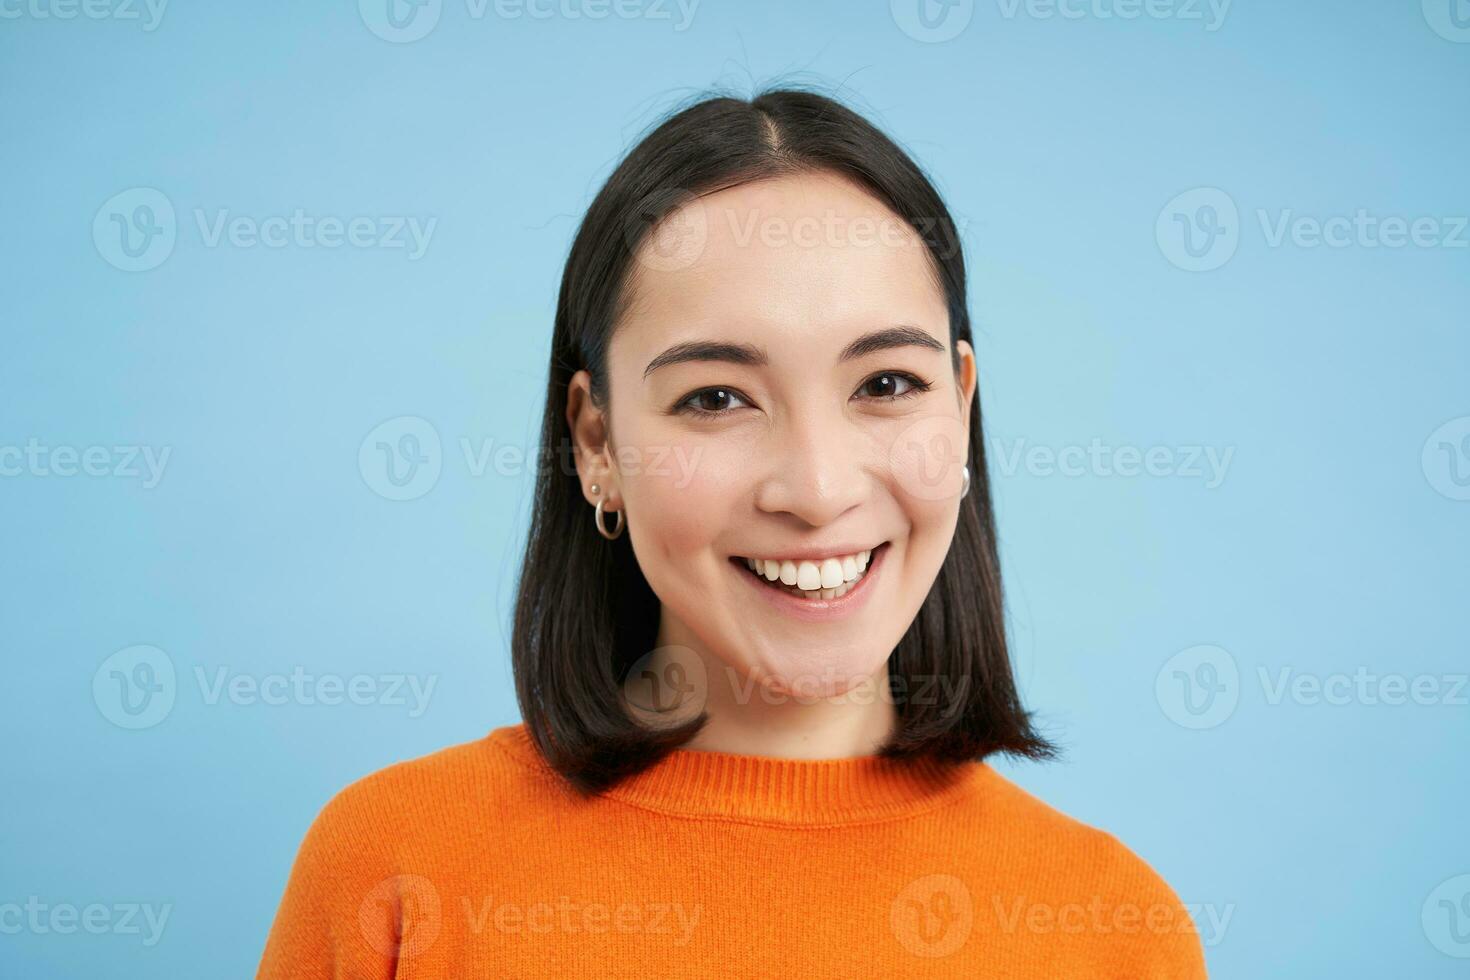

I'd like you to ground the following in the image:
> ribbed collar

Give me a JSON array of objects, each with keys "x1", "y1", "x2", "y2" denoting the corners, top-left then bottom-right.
[{"x1": 488, "y1": 723, "x2": 986, "y2": 827}]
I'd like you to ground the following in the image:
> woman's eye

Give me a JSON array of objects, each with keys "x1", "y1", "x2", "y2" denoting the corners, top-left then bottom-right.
[
  {"x1": 857, "y1": 372, "x2": 931, "y2": 401},
  {"x1": 678, "y1": 387, "x2": 749, "y2": 416}
]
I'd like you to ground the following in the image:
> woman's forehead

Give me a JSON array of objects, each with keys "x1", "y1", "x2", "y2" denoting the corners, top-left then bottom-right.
[{"x1": 614, "y1": 173, "x2": 947, "y2": 367}]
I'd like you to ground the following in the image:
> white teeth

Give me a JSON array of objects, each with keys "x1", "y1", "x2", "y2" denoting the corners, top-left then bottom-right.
[
  {"x1": 738, "y1": 546, "x2": 881, "y2": 600},
  {"x1": 819, "y1": 558, "x2": 843, "y2": 589},
  {"x1": 796, "y1": 562, "x2": 822, "y2": 590}
]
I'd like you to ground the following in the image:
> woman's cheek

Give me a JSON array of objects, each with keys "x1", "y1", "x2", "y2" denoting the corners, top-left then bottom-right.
[
  {"x1": 882, "y1": 413, "x2": 968, "y2": 504},
  {"x1": 618, "y1": 434, "x2": 752, "y2": 550}
]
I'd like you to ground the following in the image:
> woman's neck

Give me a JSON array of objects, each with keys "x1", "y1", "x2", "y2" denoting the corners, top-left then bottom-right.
[{"x1": 645, "y1": 618, "x2": 898, "y2": 760}]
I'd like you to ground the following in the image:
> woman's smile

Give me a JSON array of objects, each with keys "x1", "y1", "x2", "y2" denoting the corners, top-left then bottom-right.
[{"x1": 728, "y1": 541, "x2": 890, "y2": 620}]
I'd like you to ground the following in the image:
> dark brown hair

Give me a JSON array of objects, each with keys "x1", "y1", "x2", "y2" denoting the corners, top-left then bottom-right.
[{"x1": 512, "y1": 85, "x2": 1054, "y2": 794}]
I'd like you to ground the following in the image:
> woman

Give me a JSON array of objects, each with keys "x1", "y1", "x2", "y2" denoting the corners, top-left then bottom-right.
[{"x1": 257, "y1": 88, "x2": 1208, "y2": 978}]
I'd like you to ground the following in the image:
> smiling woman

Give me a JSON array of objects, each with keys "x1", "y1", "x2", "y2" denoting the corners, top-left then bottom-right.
[{"x1": 256, "y1": 88, "x2": 1209, "y2": 979}]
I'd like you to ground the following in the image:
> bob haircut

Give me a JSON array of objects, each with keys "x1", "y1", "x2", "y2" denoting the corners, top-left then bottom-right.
[{"x1": 513, "y1": 86, "x2": 1054, "y2": 794}]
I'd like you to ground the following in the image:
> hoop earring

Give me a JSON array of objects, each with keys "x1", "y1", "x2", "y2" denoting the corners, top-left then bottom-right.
[
  {"x1": 594, "y1": 497, "x2": 624, "y2": 540},
  {"x1": 961, "y1": 464, "x2": 971, "y2": 498}
]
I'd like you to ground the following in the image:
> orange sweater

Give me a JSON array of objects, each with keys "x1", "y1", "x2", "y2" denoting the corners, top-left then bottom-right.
[{"x1": 257, "y1": 723, "x2": 1208, "y2": 978}]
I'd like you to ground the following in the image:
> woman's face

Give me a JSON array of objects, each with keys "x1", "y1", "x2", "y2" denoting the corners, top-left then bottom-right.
[{"x1": 571, "y1": 171, "x2": 976, "y2": 702}]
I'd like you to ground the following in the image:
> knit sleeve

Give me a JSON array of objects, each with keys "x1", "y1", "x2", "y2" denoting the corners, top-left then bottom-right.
[
  {"x1": 1096, "y1": 830, "x2": 1212, "y2": 979},
  {"x1": 255, "y1": 781, "x2": 411, "y2": 980}
]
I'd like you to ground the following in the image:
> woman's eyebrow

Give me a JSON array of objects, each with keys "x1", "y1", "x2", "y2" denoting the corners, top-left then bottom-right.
[
  {"x1": 839, "y1": 325, "x2": 946, "y2": 362},
  {"x1": 642, "y1": 326, "x2": 945, "y2": 380},
  {"x1": 643, "y1": 340, "x2": 765, "y2": 380}
]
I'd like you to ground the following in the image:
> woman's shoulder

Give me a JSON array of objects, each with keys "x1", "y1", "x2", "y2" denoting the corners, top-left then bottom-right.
[
  {"x1": 333, "y1": 721, "x2": 548, "y2": 793},
  {"x1": 295, "y1": 723, "x2": 559, "y2": 858},
  {"x1": 932, "y1": 764, "x2": 1209, "y2": 976},
  {"x1": 961, "y1": 763, "x2": 1202, "y2": 923},
  {"x1": 257, "y1": 725, "x2": 561, "y2": 974}
]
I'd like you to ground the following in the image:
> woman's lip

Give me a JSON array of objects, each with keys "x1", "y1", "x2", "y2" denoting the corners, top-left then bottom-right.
[
  {"x1": 731, "y1": 542, "x2": 888, "y2": 622},
  {"x1": 731, "y1": 544, "x2": 884, "y2": 564}
]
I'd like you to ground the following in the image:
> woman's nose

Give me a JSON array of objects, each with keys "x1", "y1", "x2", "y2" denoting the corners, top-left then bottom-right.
[{"x1": 752, "y1": 408, "x2": 870, "y2": 527}]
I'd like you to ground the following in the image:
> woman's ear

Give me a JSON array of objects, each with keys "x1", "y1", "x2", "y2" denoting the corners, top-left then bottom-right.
[
  {"x1": 566, "y1": 369, "x2": 617, "y2": 505},
  {"x1": 954, "y1": 339, "x2": 978, "y2": 438}
]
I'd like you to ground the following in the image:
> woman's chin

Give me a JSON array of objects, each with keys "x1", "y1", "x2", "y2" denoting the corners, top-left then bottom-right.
[{"x1": 736, "y1": 648, "x2": 891, "y2": 702}]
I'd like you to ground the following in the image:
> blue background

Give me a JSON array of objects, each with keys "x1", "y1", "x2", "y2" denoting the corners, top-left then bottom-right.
[{"x1": 3, "y1": 1, "x2": 1468, "y2": 975}]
